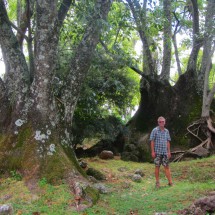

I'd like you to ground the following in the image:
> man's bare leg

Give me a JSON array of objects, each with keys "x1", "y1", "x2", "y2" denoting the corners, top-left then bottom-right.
[
  {"x1": 164, "y1": 166, "x2": 173, "y2": 185},
  {"x1": 155, "y1": 166, "x2": 160, "y2": 187}
]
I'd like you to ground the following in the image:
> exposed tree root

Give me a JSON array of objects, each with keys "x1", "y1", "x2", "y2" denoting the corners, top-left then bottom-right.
[
  {"x1": 172, "y1": 117, "x2": 215, "y2": 162},
  {"x1": 207, "y1": 118, "x2": 215, "y2": 133}
]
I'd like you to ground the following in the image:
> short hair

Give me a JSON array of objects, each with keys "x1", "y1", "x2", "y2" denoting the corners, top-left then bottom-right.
[{"x1": 157, "y1": 116, "x2": 165, "y2": 121}]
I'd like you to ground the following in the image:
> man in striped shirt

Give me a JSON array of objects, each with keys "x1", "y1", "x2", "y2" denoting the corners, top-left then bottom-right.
[{"x1": 150, "y1": 116, "x2": 173, "y2": 188}]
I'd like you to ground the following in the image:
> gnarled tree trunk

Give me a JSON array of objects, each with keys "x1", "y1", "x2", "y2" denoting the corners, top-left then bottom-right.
[{"x1": 0, "y1": 0, "x2": 112, "y2": 208}]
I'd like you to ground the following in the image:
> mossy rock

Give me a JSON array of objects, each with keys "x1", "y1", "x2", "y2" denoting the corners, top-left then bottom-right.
[
  {"x1": 84, "y1": 185, "x2": 99, "y2": 205},
  {"x1": 124, "y1": 144, "x2": 137, "y2": 152},
  {"x1": 121, "y1": 152, "x2": 139, "y2": 162},
  {"x1": 86, "y1": 168, "x2": 106, "y2": 180}
]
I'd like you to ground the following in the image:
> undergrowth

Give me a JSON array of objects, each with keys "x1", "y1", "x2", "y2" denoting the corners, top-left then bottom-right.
[{"x1": 0, "y1": 156, "x2": 214, "y2": 215}]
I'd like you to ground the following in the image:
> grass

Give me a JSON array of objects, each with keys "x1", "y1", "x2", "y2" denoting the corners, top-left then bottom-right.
[{"x1": 0, "y1": 156, "x2": 215, "y2": 215}]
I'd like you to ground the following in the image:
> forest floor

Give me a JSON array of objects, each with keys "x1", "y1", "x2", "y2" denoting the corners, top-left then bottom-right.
[{"x1": 0, "y1": 155, "x2": 215, "y2": 215}]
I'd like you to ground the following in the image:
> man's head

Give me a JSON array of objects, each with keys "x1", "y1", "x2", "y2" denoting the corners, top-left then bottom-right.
[{"x1": 157, "y1": 116, "x2": 166, "y2": 128}]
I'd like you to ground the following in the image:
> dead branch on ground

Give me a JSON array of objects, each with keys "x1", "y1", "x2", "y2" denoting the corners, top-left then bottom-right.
[{"x1": 172, "y1": 117, "x2": 214, "y2": 162}]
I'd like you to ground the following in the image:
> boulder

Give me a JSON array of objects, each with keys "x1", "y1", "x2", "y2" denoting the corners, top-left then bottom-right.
[
  {"x1": 131, "y1": 174, "x2": 142, "y2": 183},
  {"x1": 0, "y1": 204, "x2": 13, "y2": 215},
  {"x1": 92, "y1": 183, "x2": 110, "y2": 194},
  {"x1": 178, "y1": 192, "x2": 215, "y2": 214},
  {"x1": 79, "y1": 160, "x2": 87, "y2": 169},
  {"x1": 134, "y1": 169, "x2": 145, "y2": 177},
  {"x1": 99, "y1": 150, "x2": 114, "y2": 160},
  {"x1": 86, "y1": 168, "x2": 106, "y2": 180}
]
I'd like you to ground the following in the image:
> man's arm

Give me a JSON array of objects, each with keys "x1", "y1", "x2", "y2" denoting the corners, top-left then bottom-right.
[
  {"x1": 167, "y1": 141, "x2": 171, "y2": 159},
  {"x1": 151, "y1": 140, "x2": 156, "y2": 158}
]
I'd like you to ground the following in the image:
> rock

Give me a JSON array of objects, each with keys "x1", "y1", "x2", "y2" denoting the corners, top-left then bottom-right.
[
  {"x1": 122, "y1": 181, "x2": 131, "y2": 189},
  {"x1": 0, "y1": 204, "x2": 13, "y2": 215},
  {"x1": 134, "y1": 169, "x2": 145, "y2": 177},
  {"x1": 92, "y1": 183, "x2": 110, "y2": 194},
  {"x1": 117, "y1": 167, "x2": 129, "y2": 172},
  {"x1": 178, "y1": 193, "x2": 215, "y2": 214},
  {"x1": 131, "y1": 174, "x2": 142, "y2": 182},
  {"x1": 121, "y1": 151, "x2": 139, "y2": 162},
  {"x1": 194, "y1": 195, "x2": 215, "y2": 212},
  {"x1": 87, "y1": 176, "x2": 98, "y2": 183},
  {"x1": 79, "y1": 160, "x2": 87, "y2": 169},
  {"x1": 99, "y1": 150, "x2": 114, "y2": 160},
  {"x1": 86, "y1": 168, "x2": 106, "y2": 180}
]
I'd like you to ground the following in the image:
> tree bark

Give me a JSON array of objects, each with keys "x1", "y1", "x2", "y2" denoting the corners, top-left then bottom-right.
[
  {"x1": 16, "y1": 0, "x2": 34, "y2": 48},
  {"x1": 126, "y1": 0, "x2": 156, "y2": 76},
  {"x1": 31, "y1": 0, "x2": 59, "y2": 122},
  {"x1": 0, "y1": 0, "x2": 30, "y2": 127},
  {"x1": 160, "y1": 0, "x2": 172, "y2": 80},
  {"x1": 0, "y1": 77, "x2": 9, "y2": 132},
  {"x1": 201, "y1": 0, "x2": 215, "y2": 117},
  {"x1": 186, "y1": 0, "x2": 202, "y2": 75},
  {"x1": 172, "y1": 34, "x2": 182, "y2": 76},
  {"x1": 172, "y1": 11, "x2": 182, "y2": 76}
]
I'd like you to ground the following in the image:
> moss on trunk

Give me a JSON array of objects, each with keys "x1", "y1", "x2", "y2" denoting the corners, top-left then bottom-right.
[{"x1": 0, "y1": 124, "x2": 85, "y2": 183}]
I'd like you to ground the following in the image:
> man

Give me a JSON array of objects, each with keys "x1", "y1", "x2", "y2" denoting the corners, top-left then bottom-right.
[{"x1": 150, "y1": 116, "x2": 173, "y2": 188}]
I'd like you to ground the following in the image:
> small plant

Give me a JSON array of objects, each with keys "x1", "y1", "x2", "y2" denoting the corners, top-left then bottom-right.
[
  {"x1": 38, "y1": 177, "x2": 48, "y2": 187},
  {"x1": 10, "y1": 170, "x2": 22, "y2": 181}
]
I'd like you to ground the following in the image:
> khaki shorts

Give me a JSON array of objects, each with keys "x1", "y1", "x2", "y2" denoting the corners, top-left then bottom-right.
[{"x1": 154, "y1": 155, "x2": 169, "y2": 167}]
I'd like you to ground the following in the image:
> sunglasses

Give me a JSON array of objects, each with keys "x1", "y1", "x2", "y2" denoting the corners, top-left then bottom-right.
[{"x1": 158, "y1": 121, "x2": 165, "y2": 123}]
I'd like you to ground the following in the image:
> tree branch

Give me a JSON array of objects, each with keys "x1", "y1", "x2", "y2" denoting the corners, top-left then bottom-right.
[
  {"x1": 8, "y1": 20, "x2": 29, "y2": 42},
  {"x1": 187, "y1": 0, "x2": 202, "y2": 73},
  {"x1": 62, "y1": 0, "x2": 112, "y2": 123},
  {"x1": 205, "y1": 43, "x2": 215, "y2": 105},
  {"x1": 99, "y1": 39, "x2": 148, "y2": 78},
  {"x1": 172, "y1": 11, "x2": 183, "y2": 76},
  {"x1": 126, "y1": 0, "x2": 156, "y2": 76},
  {"x1": 0, "y1": 0, "x2": 30, "y2": 106},
  {"x1": 16, "y1": 0, "x2": 35, "y2": 46},
  {"x1": 26, "y1": 0, "x2": 35, "y2": 82},
  {"x1": 58, "y1": 0, "x2": 73, "y2": 28}
]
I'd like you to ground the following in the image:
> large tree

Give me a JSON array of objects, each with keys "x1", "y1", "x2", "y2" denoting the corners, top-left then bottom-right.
[
  {"x1": 108, "y1": 0, "x2": 215, "y2": 162},
  {"x1": 0, "y1": 0, "x2": 112, "y2": 207}
]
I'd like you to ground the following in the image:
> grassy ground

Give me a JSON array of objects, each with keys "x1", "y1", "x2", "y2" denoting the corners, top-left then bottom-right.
[{"x1": 0, "y1": 156, "x2": 215, "y2": 215}]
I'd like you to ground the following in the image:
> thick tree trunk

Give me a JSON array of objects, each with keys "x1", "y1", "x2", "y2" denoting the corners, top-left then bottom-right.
[
  {"x1": 0, "y1": 2, "x2": 112, "y2": 208},
  {"x1": 160, "y1": 0, "x2": 172, "y2": 80},
  {"x1": 30, "y1": 1, "x2": 59, "y2": 122},
  {"x1": 200, "y1": 0, "x2": 215, "y2": 117},
  {"x1": 116, "y1": 72, "x2": 203, "y2": 162},
  {"x1": 0, "y1": 0, "x2": 112, "y2": 209}
]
